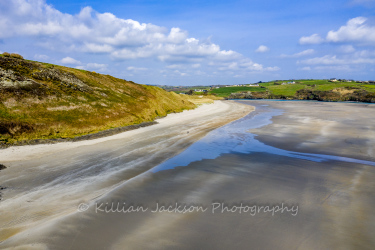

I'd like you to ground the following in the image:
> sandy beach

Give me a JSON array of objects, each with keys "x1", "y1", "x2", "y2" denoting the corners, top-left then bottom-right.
[
  {"x1": 1, "y1": 100, "x2": 375, "y2": 249},
  {"x1": 0, "y1": 100, "x2": 253, "y2": 246}
]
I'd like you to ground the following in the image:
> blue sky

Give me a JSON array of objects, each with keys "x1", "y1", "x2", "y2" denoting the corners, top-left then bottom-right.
[{"x1": 1, "y1": 0, "x2": 375, "y2": 85}]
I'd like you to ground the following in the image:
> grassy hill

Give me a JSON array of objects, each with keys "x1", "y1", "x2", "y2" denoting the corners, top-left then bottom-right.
[
  {"x1": 207, "y1": 80, "x2": 375, "y2": 102},
  {"x1": 0, "y1": 54, "x2": 195, "y2": 145},
  {"x1": 209, "y1": 86, "x2": 266, "y2": 97}
]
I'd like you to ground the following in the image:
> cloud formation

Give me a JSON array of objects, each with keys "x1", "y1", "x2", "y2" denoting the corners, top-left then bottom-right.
[
  {"x1": 281, "y1": 49, "x2": 315, "y2": 58},
  {"x1": 76, "y1": 63, "x2": 108, "y2": 71},
  {"x1": 0, "y1": 0, "x2": 276, "y2": 75},
  {"x1": 255, "y1": 45, "x2": 269, "y2": 53},
  {"x1": 298, "y1": 51, "x2": 375, "y2": 65},
  {"x1": 350, "y1": 0, "x2": 375, "y2": 7},
  {"x1": 326, "y1": 17, "x2": 375, "y2": 44},
  {"x1": 299, "y1": 17, "x2": 375, "y2": 46},
  {"x1": 299, "y1": 34, "x2": 324, "y2": 44},
  {"x1": 61, "y1": 57, "x2": 81, "y2": 65}
]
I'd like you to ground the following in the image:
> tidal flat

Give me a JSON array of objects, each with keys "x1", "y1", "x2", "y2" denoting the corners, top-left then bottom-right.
[{"x1": 0, "y1": 100, "x2": 374, "y2": 249}]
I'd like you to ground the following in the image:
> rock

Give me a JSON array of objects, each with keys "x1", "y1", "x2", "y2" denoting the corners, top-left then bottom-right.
[
  {"x1": 32, "y1": 68, "x2": 91, "y2": 92},
  {"x1": 0, "y1": 164, "x2": 7, "y2": 170}
]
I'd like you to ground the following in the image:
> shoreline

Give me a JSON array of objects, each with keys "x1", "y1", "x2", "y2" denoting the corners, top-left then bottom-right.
[
  {"x1": 0, "y1": 100, "x2": 254, "y2": 244},
  {"x1": 227, "y1": 98, "x2": 375, "y2": 104},
  {"x1": 240, "y1": 100, "x2": 375, "y2": 162},
  {"x1": 0, "y1": 121, "x2": 158, "y2": 149},
  {"x1": 1, "y1": 100, "x2": 375, "y2": 249},
  {"x1": 0, "y1": 100, "x2": 253, "y2": 162}
]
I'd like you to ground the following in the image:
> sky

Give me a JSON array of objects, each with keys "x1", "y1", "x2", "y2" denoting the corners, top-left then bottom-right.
[{"x1": 0, "y1": 0, "x2": 375, "y2": 85}]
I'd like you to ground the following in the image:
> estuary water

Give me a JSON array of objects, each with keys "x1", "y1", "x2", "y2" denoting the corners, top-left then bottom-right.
[
  {"x1": 151, "y1": 102, "x2": 375, "y2": 173},
  {"x1": 2, "y1": 100, "x2": 375, "y2": 249}
]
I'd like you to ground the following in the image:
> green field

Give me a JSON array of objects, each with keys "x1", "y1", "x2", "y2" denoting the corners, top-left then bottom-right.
[
  {"x1": 207, "y1": 80, "x2": 375, "y2": 98},
  {"x1": 210, "y1": 86, "x2": 266, "y2": 97},
  {"x1": 267, "y1": 84, "x2": 306, "y2": 96}
]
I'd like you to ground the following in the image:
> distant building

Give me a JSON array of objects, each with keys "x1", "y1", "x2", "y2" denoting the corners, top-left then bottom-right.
[{"x1": 281, "y1": 81, "x2": 295, "y2": 85}]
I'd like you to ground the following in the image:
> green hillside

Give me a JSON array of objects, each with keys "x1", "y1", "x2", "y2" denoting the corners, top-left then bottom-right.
[
  {"x1": 0, "y1": 54, "x2": 195, "y2": 145},
  {"x1": 208, "y1": 80, "x2": 375, "y2": 102},
  {"x1": 210, "y1": 86, "x2": 266, "y2": 97}
]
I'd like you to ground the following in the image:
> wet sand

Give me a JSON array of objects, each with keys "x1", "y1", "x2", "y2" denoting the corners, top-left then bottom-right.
[
  {"x1": 1, "y1": 100, "x2": 375, "y2": 249},
  {"x1": 246, "y1": 100, "x2": 375, "y2": 161},
  {"x1": 0, "y1": 100, "x2": 253, "y2": 246}
]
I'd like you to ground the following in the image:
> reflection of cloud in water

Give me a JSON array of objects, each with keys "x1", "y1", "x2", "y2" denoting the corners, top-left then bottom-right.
[{"x1": 152, "y1": 104, "x2": 375, "y2": 173}]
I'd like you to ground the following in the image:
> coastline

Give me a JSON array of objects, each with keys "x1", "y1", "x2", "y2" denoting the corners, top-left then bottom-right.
[
  {"x1": 0, "y1": 121, "x2": 158, "y2": 149},
  {"x1": 0, "y1": 100, "x2": 253, "y2": 162},
  {"x1": 1, "y1": 100, "x2": 375, "y2": 249},
  {"x1": 0, "y1": 100, "x2": 253, "y2": 244},
  {"x1": 3, "y1": 100, "x2": 373, "y2": 249},
  {"x1": 241, "y1": 100, "x2": 375, "y2": 162},
  {"x1": 227, "y1": 97, "x2": 375, "y2": 103}
]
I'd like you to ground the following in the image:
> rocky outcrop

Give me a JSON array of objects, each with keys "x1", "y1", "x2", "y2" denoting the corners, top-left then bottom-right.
[
  {"x1": 0, "y1": 56, "x2": 91, "y2": 94},
  {"x1": 0, "y1": 67, "x2": 50, "y2": 99},
  {"x1": 295, "y1": 89, "x2": 375, "y2": 102},
  {"x1": 32, "y1": 68, "x2": 90, "y2": 92},
  {"x1": 0, "y1": 67, "x2": 38, "y2": 88},
  {"x1": 226, "y1": 87, "x2": 375, "y2": 103}
]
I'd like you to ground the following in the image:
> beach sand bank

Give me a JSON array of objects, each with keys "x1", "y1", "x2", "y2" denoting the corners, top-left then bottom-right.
[
  {"x1": 1, "y1": 100, "x2": 375, "y2": 249},
  {"x1": 0, "y1": 100, "x2": 253, "y2": 245}
]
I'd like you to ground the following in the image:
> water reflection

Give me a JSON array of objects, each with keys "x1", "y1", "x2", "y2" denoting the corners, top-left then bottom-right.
[{"x1": 151, "y1": 103, "x2": 375, "y2": 172}]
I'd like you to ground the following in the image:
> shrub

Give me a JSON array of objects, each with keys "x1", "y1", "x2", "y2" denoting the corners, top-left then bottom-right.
[
  {"x1": 10, "y1": 53, "x2": 24, "y2": 59},
  {"x1": 2, "y1": 52, "x2": 10, "y2": 57}
]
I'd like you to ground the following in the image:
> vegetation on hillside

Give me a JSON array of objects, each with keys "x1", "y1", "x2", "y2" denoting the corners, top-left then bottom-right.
[
  {"x1": 203, "y1": 80, "x2": 375, "y2": 102},
  {"x1": 209, "y1": 86, "x2": 266, "y2": 97},
  {"x1": 0, "y1": 53, "x2": 195, "y2": 145}
]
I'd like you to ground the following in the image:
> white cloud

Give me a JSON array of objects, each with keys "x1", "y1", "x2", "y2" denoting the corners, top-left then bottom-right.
[
  {"x1": 76, "y1": 62, "x2": 108, "y2": 72},
  {"x1": 166, "y1": 64, "x2": 182, "y2": 69},
  {"x1": 354, "y1": 49, "x2": 375, "y2": 57},
  {"x1": 326, "y1": 17, "x2": 375, "y2": 44},
  {"x1": 299, "y1": 55, "x2": 345, "y2": 65},
  {"x1": 127, "y1": 66, "x2": 147, "y2": 71},
  {"x1": 86, "y1": 63, "x2": 107, "y2": 71},
  {"x1": 34, "y1": 54, "x2": 49, "y2": 61},
  {"x1": 211, "y1": 58, "x2": 279, "y2": 72},
  {"x1": 83, "y1": 43, "x2": 113, "y2": 53},
  {"x1": 299, "y1": 53, "x2": 375, "y2": 65},
  {"x1": 280, "y1": 49, "x2": 315, "y2": 58},
  {"x1": 0, "y1": 0, "x2": 278, "y2": 77},
  {"x1": 61, "y1": 56, "x2": 81, "y2": 65},
  {"x1": 339, "y1": 45, "x2": 356, "y2": 53},
  {"x1": 299, "y1": 34, "x2": 324, "y2": 44},
  {"x1": 264, "y1": 66, "x2": 280, "y2": 71},
  {"x1": 350, "y1": 0, "x2": 375, "y2": 7},
  {"x1": 255, "y1": 45, "x2": 269, "y2": 53},
  {"x1": 299, "y1": 66, "x2": 311, "y2": 71},
  {"x1": 172, "y1": 70, "x2": 188, "y2": 76},
  {"x1": 314, "y1": 65, "x2": 353, "y2": 71},
  {"x1": 300, "y1": 17, "x2": 375, "y2": 47}
]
